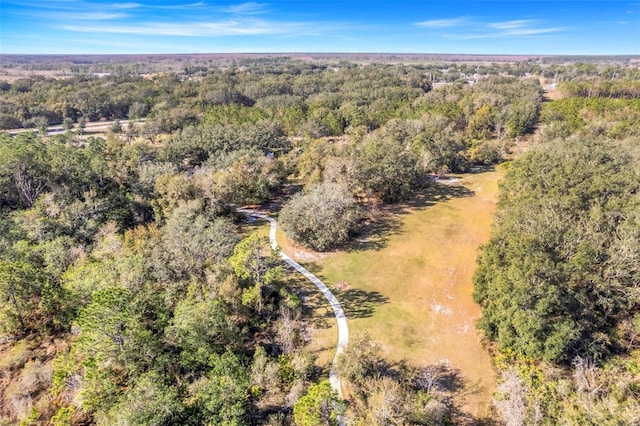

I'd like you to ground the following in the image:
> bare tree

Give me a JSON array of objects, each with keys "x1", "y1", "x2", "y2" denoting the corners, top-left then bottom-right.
[
  {"x1": 13, "y1": 164, "x2": 46, "y2": 207},
  {"x1": 494, "y1": 369, "x2": 528, "y2": 426},
  {"x1": 572, "y1": 356, "x2": 601, "y2": 394},
  {"x1": 274, "y1": 307, "x2": 302, "y2": 355}
]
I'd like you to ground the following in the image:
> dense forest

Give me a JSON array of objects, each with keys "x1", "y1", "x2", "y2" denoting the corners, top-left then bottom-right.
[
  {"x1": 474, "y1": 76, "x2": 640, "y2": 424},
  {"x1": 1, "y1": 57, "x2": 639, "y2": 425}
]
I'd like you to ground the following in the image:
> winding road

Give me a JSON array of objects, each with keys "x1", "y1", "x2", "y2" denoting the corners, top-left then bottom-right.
[{"x1": 240, "y1": 210, "x2": 349, "y2": 401}]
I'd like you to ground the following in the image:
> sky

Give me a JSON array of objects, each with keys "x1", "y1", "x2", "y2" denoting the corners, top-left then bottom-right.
[{"x1": 1, "y1": 1, "x2": 639, "y2": 55}]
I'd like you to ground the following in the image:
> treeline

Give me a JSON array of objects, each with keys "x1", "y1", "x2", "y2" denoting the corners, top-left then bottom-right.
[
  {"x1": 3, "y1": 57, "x2": 638, "y2": 130},
  {"x1": 2, "y1": 60, "x2": 542, "y2": 138},
  {"x1": 539, "y1": 97, "x2": 640, "y2": 138},
  {"x1": 540, "y1": 62, "x2": 640, "y2": 81},
  {"x1": 474, "y1": 94, "x2": 640, "y2": 422},
  {"x1": 559, "y1": 80, "x2": 640, "y2": 99}
]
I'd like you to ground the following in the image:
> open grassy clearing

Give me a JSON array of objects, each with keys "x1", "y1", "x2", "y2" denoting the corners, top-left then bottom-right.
[{"x1": 279, "y1": 168, "x2": 503, "y2": 418}]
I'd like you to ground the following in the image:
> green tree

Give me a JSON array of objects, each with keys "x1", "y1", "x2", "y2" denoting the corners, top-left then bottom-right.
[
  {"x1": 0, "y1": 258, "x2": 45, "y2": 335},
  {"x1": 212, "y1": 149, "x2": 284, "y2": 206},
  {"x1": 0, "y1": 133, "x2": 50, "y2": 208},
  {"x1": 77, "y1": 116, "x2": 87, "y2": 138},
  {"x1": 100, "y1": 371, "x2": 185, "y2": 426},
  {"x1": 109, "y1": 119, "x2": 122, "y2": 134},
  {"x1": 125, "y1": 121, "x2": 138, "y2": 144},
  {"x1": 165, "y1": 298, "x2": 242, "y2": 371},
  {"x1": 74, "y1": 286, "x2": 165, "y2": 416},
  {"x1": 336, "y1": 333, "x2": 383, "y2": 389},
  {"x1": 155, "y1": 200, "x2": 238, "y2": 281},
  {"x1": 280, "y1": 182, "x2": 360, "y2": 251},
  {"x1": 293, "y1": 381, "x2": 343, "y2": 426},
  {"x1": 187, "y1": 351, "x2": 250, "y2": 426},
  {"x1": 229, "y1": 233, "x2": 283, "y2": 312},
  {"x1": 62, "y1": 117, "x2": 74, "y2": 131},
  {"x1": 351, "y1": 135, "x2": 419, "y2": 203}
]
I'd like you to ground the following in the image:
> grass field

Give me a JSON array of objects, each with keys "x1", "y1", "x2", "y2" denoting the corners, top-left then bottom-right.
[{"x1": 280, "y1": 167, "x2": 504, "y2": 418}]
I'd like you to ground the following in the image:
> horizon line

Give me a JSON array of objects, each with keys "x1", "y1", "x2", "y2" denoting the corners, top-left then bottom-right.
[{"x1": 2, "y1": 52, "x2": 640, "y2": 57}]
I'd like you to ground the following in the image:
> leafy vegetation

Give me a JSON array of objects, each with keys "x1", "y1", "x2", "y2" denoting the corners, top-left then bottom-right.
[
  {"x1": 474, "y1": 138, "x2": 640, "y2": 363},
  {"x1": 2, "y1": 56, "x2": 639, "y2": 424},
  {"x1": 475, "y1": 87, "x2": 640, "y2": 423}
]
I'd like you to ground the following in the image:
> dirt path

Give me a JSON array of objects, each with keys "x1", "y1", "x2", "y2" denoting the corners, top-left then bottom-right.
[{"x1": 239, "y1": 210, "x2": 349, "y2": 402}]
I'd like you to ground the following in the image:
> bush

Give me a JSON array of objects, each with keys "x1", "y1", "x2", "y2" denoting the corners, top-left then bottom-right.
[{"x1": 280, "y1": 183, "x2": 359, "y2": 252}]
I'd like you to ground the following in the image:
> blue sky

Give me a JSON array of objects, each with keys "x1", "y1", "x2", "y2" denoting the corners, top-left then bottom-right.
[{"x1": 1, "y1": 1, "x2": 639, "y2": 54}]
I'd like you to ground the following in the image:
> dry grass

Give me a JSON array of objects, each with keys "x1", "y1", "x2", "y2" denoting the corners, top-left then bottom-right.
[
  {"x1": 0, "y1": 340, "x2": 30, "y2": 376},
  {"x1": 282, "y1": 168, "x2": 503, "y2": 419},
  {"x1": 0, "y1": 337, "x2": 65, "y2": 424}
]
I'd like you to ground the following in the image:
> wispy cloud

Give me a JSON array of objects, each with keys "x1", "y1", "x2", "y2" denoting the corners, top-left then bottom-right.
[
  {"x1": 487, "y1": 19, "x2": 566, "y2": 36},
  {"x1": 157, "y1": 1, "x2": 206, "y2": 10},
  {"x1": 63, "y1": 21, "x2": 266, "y2": 36},
  {"x1": 61, "y1": 18, "x2": 351, "y2": 37},
  {"x1": 488, "y1": 20, "x2": 534, "y2": 30},
  {"x1": 21, "y1": 8, "x2": 129, "y2": 21},
  {"x1": 433, "y1": 18, "x2": 567, "y2": 40},
  {"x1": 415, "y1": 17, "x2": 565, "y2": 39},
  {"x1": 217, "y1": 2, "x2": 267, "y2": 15},
  {"x1": 415, "y1": 17, "x2": 468, "y2": 28},
  {"x1": 61, "y1": 11, "x2": 127, "y2": 20},
  {"x1": 112, "y1": 2, "x2": 141, "y2": 9}
]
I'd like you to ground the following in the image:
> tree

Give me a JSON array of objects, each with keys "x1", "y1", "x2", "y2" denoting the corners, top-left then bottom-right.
[
  {"x1": 360, "y1": 377, "x2": 408, "y2": 425},
  {"x1": 187, "y1": 351, "x2": 250, "y2": 426},
  {"x1": 212, "y1": 149, "x2": 284, "y2": 206},
  {"x1": 336, "y1": 333, "x2": 383, "y2": 389},
  {"x1": 109, "y1": 119, "x2": 122, "y2": 134},
  {"x1": 63, "y1": 117, "x2": 74, "y2": 131},
  {"x1": 142, "y1": 120, "x2": 160, "y2": 144},
  {"x1": 230, "y1": 233, "x2": 278, "y2": 286},
  {"x1": 293, "y1": 381, "x2": 343, "y2": 426},
  {"x1": 33, "y1": 116, "x2": 49, "y2": 138},
  {"x1": 156, "y1": 200, "x2": 238, "y2": 281},
  {"x1": 165, "y1": 298, "x2": 242, "y2": 370},
  {"x1": 127, "y1": 101, "x2": 148, "y2": 121},
  {"x1": 77, "y1": 116, "x2": 87, "y2": 138},
  {"x1": 72, "y1": 283, "x2": 168, "y2": 416},
  {"x1": 279, "y1": 182, "x2": 360, "y2": 251},
  {"x1": 100, "y1": 372, "x2": 185, "y2": 426},
  {"x1": 75, "y1": 287, "x2": 138, "y2": 366},
  {"x1": 229, "y1": 233, "x2": 283, "y2": 312},
  {"x1": 0, "y1": 258, "x2": 45, "y2": 336},
  {"x1": 351, "y1": 135, "x2": 420, "y2": 203},
  {"x1": 0, "y1": 133, "x2": 50, "y2": 208},
  {"x1": 124, "y1": 121, "x2": 138, "y2": 144},
  {"x1": 493, "y1": 370, "x2": 530, "y2": 426}
]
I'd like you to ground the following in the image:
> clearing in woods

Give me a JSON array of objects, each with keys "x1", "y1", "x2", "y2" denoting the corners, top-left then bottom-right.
[{"x1": 280, "y1": 167, "x2": 503, "y2": 419}]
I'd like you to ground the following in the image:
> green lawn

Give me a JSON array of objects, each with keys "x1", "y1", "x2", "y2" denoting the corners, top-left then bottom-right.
[{"x1": 284, "y1": 168, "x2": 503, "y2": 418}]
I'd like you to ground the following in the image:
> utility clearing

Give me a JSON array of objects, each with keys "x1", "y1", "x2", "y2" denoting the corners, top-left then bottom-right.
[{"x1": 285, "y1": 167, "x2": 503, "y2": 418}]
